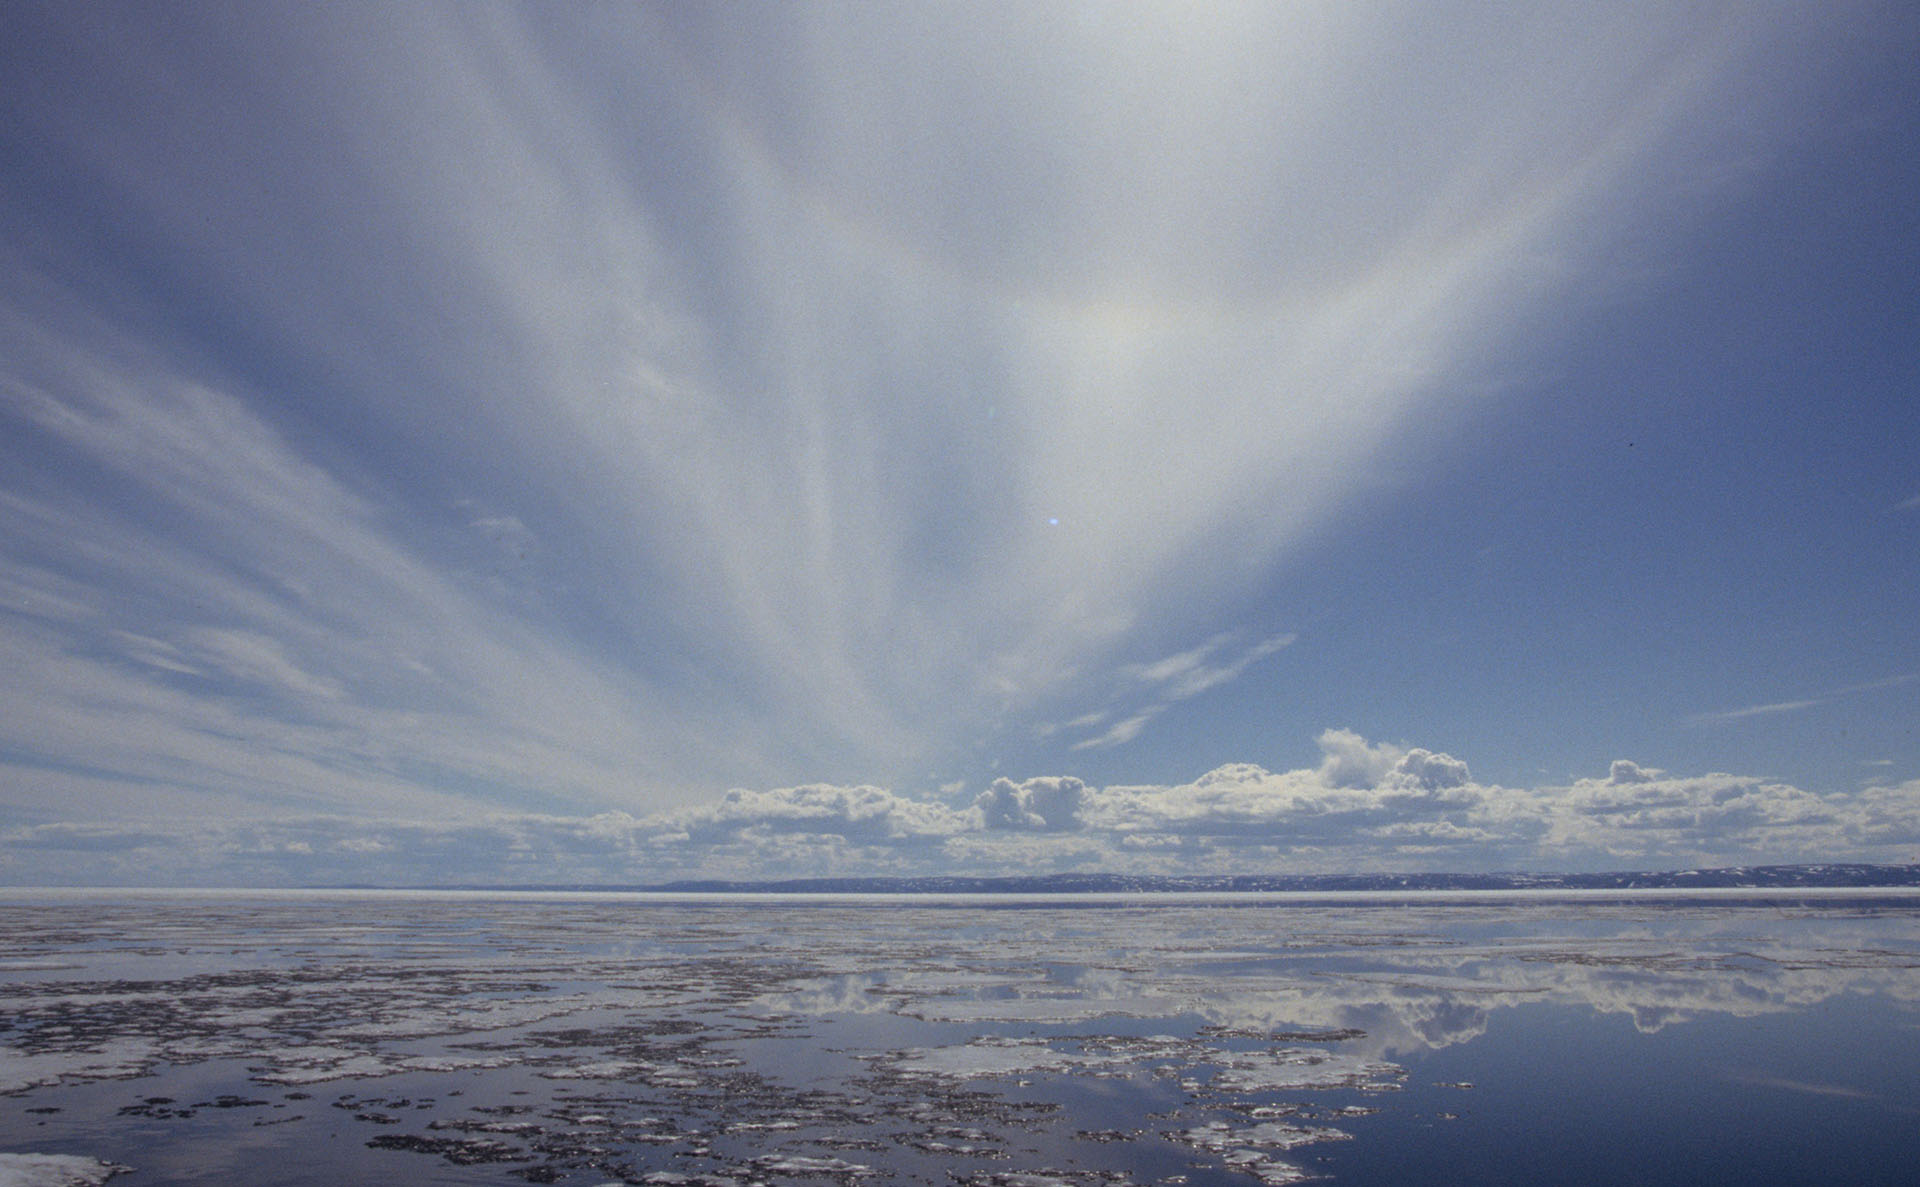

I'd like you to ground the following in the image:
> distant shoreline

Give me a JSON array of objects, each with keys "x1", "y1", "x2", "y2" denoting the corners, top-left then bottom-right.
[
  {"x1": 8, "y1": 887, "x2": 1920, "y2": 910},
  {"x1": 5, "y1": 862, "x2": 1920, "y2": 901}
]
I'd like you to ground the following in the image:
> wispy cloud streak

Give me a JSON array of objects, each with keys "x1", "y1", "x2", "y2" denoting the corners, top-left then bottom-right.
[
  {"x1": 1690, "y1": 675, "x2": 1917, "y2": 727},
  {"x1": 1068, "y1": 633, "x2": 1295, "y2": 751}
]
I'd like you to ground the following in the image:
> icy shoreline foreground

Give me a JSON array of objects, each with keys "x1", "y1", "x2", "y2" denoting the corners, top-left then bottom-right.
[{"x1": 3, "y1": 893, "x2": 1918, "y2": 1184}]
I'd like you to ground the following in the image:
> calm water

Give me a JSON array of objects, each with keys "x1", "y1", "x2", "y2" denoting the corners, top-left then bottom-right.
[{"x1": 1, "y1": 889, "x2": 1917, "y2": 1185}]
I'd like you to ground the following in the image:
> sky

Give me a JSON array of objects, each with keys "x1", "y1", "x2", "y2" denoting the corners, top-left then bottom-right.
[{"x1": 2, "y1": 2, "x2": 1917, "y2": 886}]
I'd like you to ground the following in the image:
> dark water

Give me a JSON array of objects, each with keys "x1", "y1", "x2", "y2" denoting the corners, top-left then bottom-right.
[{"x1": 1, "y1": 889, "x2": 1917, "y2": 1185}]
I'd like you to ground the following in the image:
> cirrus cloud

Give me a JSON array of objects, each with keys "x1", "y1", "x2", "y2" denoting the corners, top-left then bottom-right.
[{"x1": 2, "y1": 3, "x2": 1881, "y2": 834}]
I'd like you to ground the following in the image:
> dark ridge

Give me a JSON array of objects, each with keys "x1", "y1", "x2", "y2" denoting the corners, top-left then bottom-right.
[{"x1": 411, "y1": 863, "x2": 1920, "y2": 895}]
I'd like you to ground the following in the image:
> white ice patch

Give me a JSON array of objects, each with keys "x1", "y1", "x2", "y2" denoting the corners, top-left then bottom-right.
[
  {"x1": 751, "y1": 1154, "x2": 874, "y2": 1177},
  {"x1": 1207, "y1": 1048, "x2": 1403, "y2": 1093},
  {"x1": 0, "y1": 1153, "x2": 130, "y2": 1187},
  {"x1": 252, "y1": 1049, "x2": 505, "y2": 1085},
  {"x1": 540, "y1": 1058, "x2": 654, "y2": 1081},
  {"x1": 1173, "y1": 1123, "x2": 1343, "y2": 1184},
  {"x1": 1221, "y1": 1150, "x2": 1315, "y2": 1185},
  {"x1": 331, "y1": 992, "x2": 608, "y2": 1038},
  {"x1": 398, "y1": 1053, "x2": 510, "y2": 1074},
  {"x1": 0, "y1": 1042, "x2": 158, "y2": 1093},
  {"x1": 887, "y1": 1037, "x2": 1134, "y2": 1079},
  {"x1": 1180, "y1": 1119, "x2": 1354, "y2": 1152},
  {"x1": 899, "y1": 995, "x2": 1182, "y2": 1024},
  {"x1": 887, "y1": 970, "x2": 1023, "y2": 990},
  {"x1": 253, "y1": 1052, "x2": 399, "y2": 1084}
]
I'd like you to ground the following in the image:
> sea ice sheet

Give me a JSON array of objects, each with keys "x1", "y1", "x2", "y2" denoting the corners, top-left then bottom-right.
[{"x1": 1, "y1": 890, "x2": 1917, "y2": 1185}]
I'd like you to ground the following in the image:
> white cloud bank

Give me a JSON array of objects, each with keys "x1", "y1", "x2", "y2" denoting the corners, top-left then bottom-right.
[{"x1": 6, "y1": 731, "x2": 1915, "y2": 887}]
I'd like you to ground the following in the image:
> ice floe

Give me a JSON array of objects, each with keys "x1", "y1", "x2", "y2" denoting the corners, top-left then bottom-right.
[
  {"x1": 1206, "y1": 1048, "x2": 1405, "y2": 1093},
  {"x1": 0, "y1": 1154, "x2": 129, "y2": 1187},
  {"x1": 883, "y1": 1036, "x2": 1137, "y2": 1079}
]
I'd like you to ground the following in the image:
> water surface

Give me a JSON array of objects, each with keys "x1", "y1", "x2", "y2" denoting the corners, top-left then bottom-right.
[{"x1": 2, "y1": 890, "x2": 1916, "y2": 1185}]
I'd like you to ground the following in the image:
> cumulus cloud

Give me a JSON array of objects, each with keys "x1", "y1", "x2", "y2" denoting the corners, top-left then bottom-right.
[
  {"x1": 1316, "y1": 728, "x2": 1408, "y2": 789},
  {"x1": 1607, "y1": 760, "x2": 1660, "y2": 785},
  {"x1": 975, "y1": 777, "x2": 1087, "y2": 832},
  {"x1": 1853, "y1": 780, "x2": 1920, "y2": 848},
  {"x1": 1390, "y1": 749, "x2": 1473, "y2": 793},
  {"x1": 1560, "y1": 769, "x2": 1845, "y2": 853},
  {"x1": 1086, "y1": 732, "x2": 1507, "y2": 855},
  {"x1": 673, "y1": 784, "x2": 969, "y2": 847}
]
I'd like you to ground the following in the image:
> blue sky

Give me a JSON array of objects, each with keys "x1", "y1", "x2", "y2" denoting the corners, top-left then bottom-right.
[{"x1": 2, "y1": 3, "x2": 1917, "y2": 885}]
